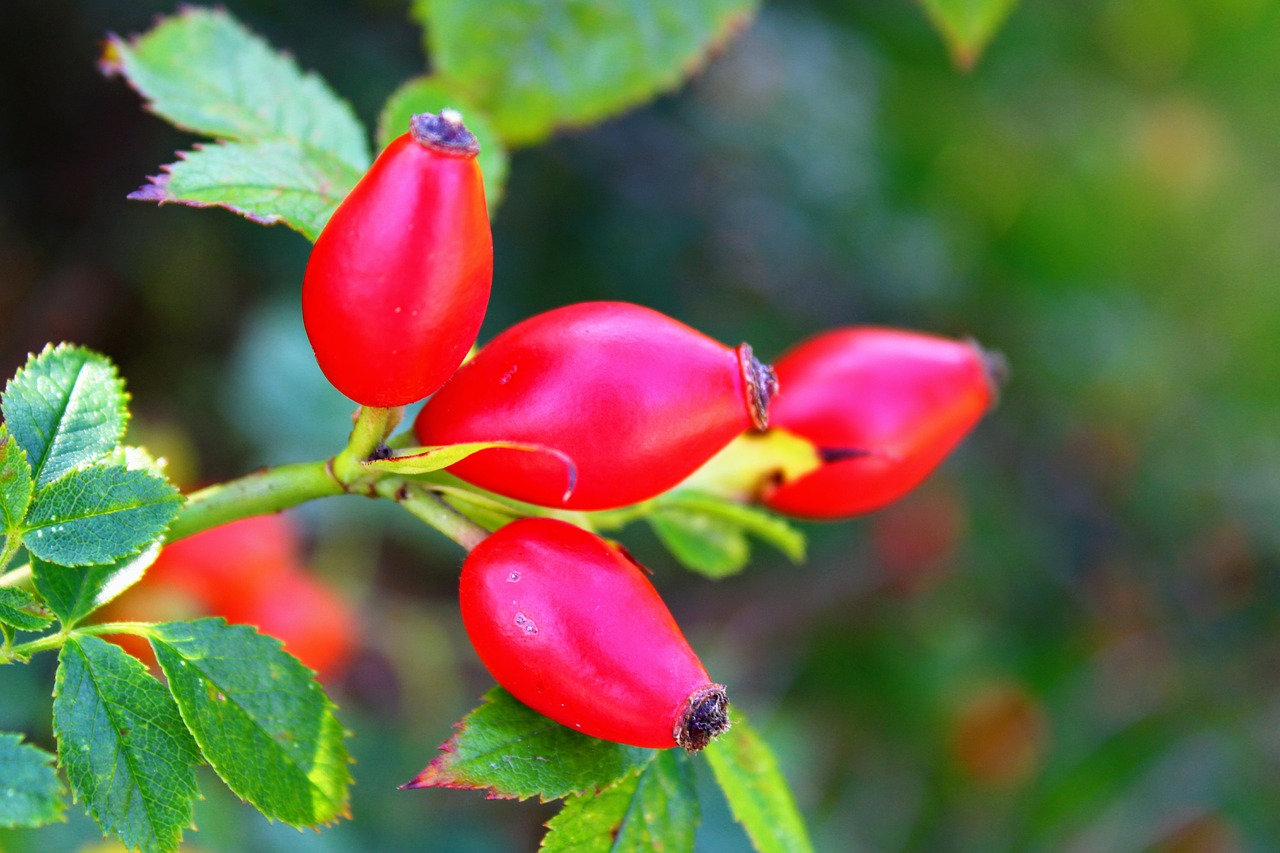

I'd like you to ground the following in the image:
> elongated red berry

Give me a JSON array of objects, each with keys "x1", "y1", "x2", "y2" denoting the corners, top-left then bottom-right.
[
  {"x1": 459, "y1": 517, "x2": 729, "y2": 751},
  {"x1": 303, "y1": 111, "x2": 492, "y2": 407},
  {"x1": 764, "y1": 327, "x2": 1004, "y2": 519},
  {"x1": 413, "y1": 301, "x2": 776, "y2": 510}
]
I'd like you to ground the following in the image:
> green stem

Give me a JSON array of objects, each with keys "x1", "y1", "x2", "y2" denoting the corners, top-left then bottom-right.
[
  {"x1": 332, "y1": 406, "x2": 402, "y2": 483},
  {"x1": 77, "y1": 621, "x2": 155, "y2": 638},
  {"x1": 0, "y1": 532, "x2": 22, "y2": 575},
  {"x1": 376, "y1": 479, "x2": 489, "y2": 551},
  {"x1": 586, "y1": 502, "x2": 654, "y2": 531},
  {"x1": 4, "y1": 623, "x2": 157, "y2": 663},
  {"x1": 167, "y1": 460, "x2": 344, "y2": 542},
  {"x1": 8, "y1": 631, "x2": 68, "y2": 660},
  {"x1": 0, "y1": 564, "x2": 31, "y2": 589}
]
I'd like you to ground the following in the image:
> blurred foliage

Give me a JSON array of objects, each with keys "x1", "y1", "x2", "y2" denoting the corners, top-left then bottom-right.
[{"x1": 4, "y1": 0, "x2": 1280, "y2": 850}]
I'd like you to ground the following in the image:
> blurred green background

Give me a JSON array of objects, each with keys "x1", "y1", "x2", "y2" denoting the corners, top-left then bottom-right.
[{"x1": 3, "y1": 0, "x2": 1280, "y2": 850}]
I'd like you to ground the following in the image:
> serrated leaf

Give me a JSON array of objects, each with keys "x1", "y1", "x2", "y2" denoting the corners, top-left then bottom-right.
[
  {"x1": 0, "y1": 732, "x2": 66, "y2": 829},
  {"x1": 54, "y1": 635, "x2": 201, "y2": 852},
  {"x1": 128, "y1": 138, "x2": 363, "y2": 242},
  {"x1": 1, "y1": 344, "x2": 127, "y2": 490},
  {"x1": 150, "y1": 619, "x2": 350, "y2": 827},
  {"x1": 704, "y1": 714, "x2": 812, "y2": 853},
  {"x1": 103, "y1": 6, "x2": 370, "y2": 238},
  {"x1": 0, "y1": 426, "x2": 33, "y2": 532},
  {"x1": 404, "y1": 686, "x2": 653, "y2": 801},
  {"x1": 24, "y1": 465, "x2": 181, "y2": 567},
  {"x1": 102, "y1": 7, "x2": 368, "y2": 170},
  {"x1": 377, "y1": 75, "x2": 509, "y2": 210},
  {"x1": 649, "y1": 509, "x2": 751, "y2": 579},
  {"x1": 415, "y1": 0, "x2": 759, "y2": 145},
  {"x1": 107, "y1": 444, "x2": 170, "y2": 478},
  {"x1": 919, "y1": 0, "x2": 1020, "y2": 69},
  {"x1": 541, "y1": 749, "x2": 699, "y2": 853},
  {"x1": 32, "y1": 542, "x2": 161, "y2": 628},
  {"x1": 366, "y1": 442, "x2": 578, "y2": 500},
  {"x1": 0, "y1": 588, "x2": 54, "y2": 633}
]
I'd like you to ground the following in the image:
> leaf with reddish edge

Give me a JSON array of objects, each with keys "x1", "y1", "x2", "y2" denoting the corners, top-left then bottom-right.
[
  {"x1": 102, "y1": 7, "x2": 369, "y2": 239},
  {"x1": 918, "y1": 0, "x2": 1021, "y2": 70},
  {"x1": 365, "y1": 442, "x2": 578, "y2": 503},
  {"x1": 402, "y1": 686, "x2": 654, "y2": 802}
]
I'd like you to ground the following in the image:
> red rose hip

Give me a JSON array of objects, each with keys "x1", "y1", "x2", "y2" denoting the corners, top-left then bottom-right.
[
  {"x1": 764, "y1": 327, "x2": 1004, "y2": 519},
  {"x1": 457, "y1": 517, "x2": 729, "y2": 751},
  {"x1": 413, "y1": 301, "x2": 776, "y2": 510},
  {"x1": 303, "y1": 111, "x2": 492, "y2": 407}
]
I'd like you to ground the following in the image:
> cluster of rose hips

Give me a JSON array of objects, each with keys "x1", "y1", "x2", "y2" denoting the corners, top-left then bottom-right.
[{"x1": 301, "y1": 111, "x2": 1003, "y2": 752}]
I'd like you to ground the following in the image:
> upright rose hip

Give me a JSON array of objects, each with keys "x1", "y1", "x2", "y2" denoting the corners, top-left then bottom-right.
[
  {"x1": 454, "y1": 517, "x2": 728, "y2": 751},
  {"x1": 763, "y1": 327, "x2": 1004, "y2": 519},
  {"x1": 303, "y1": 110, "x2": 492, "y2": 407},
  {"x1": 413, "y1": 301, "x2": 777, "y2": 510}
]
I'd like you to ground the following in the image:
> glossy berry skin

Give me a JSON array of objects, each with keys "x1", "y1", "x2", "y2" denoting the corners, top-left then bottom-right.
[
  {"x1": 459, "y1": 517, "x2": 729, "y2": 751},
  {"x1": 303, "y1": 111, "x2": 492, "y2": 407},
  {"x1": 414, "y1": 301, "x2": 776, "y2": 510},
  {"x1": 764, "y1": 327, "x2": 1001, "y2": 519}
]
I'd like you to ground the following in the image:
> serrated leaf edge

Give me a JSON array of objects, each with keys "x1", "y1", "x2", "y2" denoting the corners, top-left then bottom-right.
[
  {"x1": 54, "y1": 636, "x2": 200, "y2": 852},
  {"x1": 151, "y1": 619, "x2": 353, "y2": 827},
  {"x1": 1, "y1": 343, "x2": 130, "y2": 491}
]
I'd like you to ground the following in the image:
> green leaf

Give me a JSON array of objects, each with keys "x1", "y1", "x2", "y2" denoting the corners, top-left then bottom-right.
[
  {"x1": 0, "y1": 732, "x2": 65, "y2": 829},
  {"x1": 541, "y1": 749, "x2": 699, "y2": 853},
  {"x1": 24, "y1": 465, "x2": 181, "y2": 567},
  {"x1": 378, "y1": 75, "x2": 510, "y2": 210},
  {"x1": 644, "y1": 492, "x2": 805, "y2": 577},
  {"x1": 404, "y1": 686, "x2": 654, "y2": 801},
  {"x1": 128, "y1": 138, "x2": 362, "y2": 243},
  {"x1": 0, "y1": 588, "x2": 54, "y2": 633},
  {"x1": 366, "y1": 442, "x2": 577, "y2": 499},
  {"x1": 54, "y1": 635, "x2": 201, "y2": 853},
  {"x1": 0, "y1": 425, "x2": 33, "y2": 532},
  {"x1": 150, "y1": 619, "x2": 350, "y2": 828},
  {"x1": 103, "y1": 6, "x2": 371, "y2": 239},
  {"x1": 918, "y1": 0, "x2": 1020, "y2": 69},
  {"x1": 704, "y1": 714, "x2": 812, "y2": 853},
  {"x1": 649, "y1": 509, "x2": 751, "y2": 579},
  {"x1": 32, "y1": 542, "x2": 161, "y2": 628},
  {"x1": 107, "y1": 444, "x2": 171, "y2": 479},
  {"x1": 1, "y1": 344, "x2": 128, "y2": 490},
  {"x1": 102, "y1": 7, "x2": 368, "y2": 170},
  {"x1": 415, "y1": 0, "x2": 760, "y2": 146}
]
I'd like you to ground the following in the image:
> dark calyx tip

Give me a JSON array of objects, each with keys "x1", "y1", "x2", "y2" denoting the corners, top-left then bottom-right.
[
  {"x1": 674, "y1": 684, "x2": 730, "y2": 753},
  {"x1": 964, "y1": 337, "x2": 1010, "y2": 407},
  {"x1": 738, "y1": 343, "x2": 779, "y2": 432},
  {"x1": 410, "y1": 110, "x2": 480, "y2": 157}
]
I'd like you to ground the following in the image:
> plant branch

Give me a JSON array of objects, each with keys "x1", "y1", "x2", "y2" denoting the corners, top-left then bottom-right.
[
  {"x1": 376, "y1": 479, "x2": 489, "y2": 551},
  {"x1": 0, "y1": 532, "x2": 22, "y2": 575},
  {"x1": 167, "y1": 459, "x2": 344, "y2": 542},
  {"x1": 332, "y1": 406, "x2": 402, "y2": 483},
  {"x1": 0, "y1": 563, "x2": 31, "y2": 589},
  {"x1": 6, "y1": 631, "x2": 68, "y2": 660}
]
